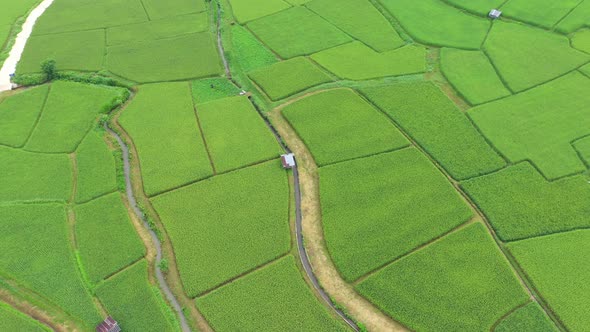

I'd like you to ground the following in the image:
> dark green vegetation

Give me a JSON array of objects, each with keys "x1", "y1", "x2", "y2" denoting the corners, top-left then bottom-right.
[
  {"x1": 197, "y1": 255, "x2": 347, "y2": 331},
  {"x1": 320, "y1": 148, "x2": 473, "y2": 281},
  {"x1": 0, "y1": 85, "x2": 48, "y2": 147},
  {"x1": 508, "y1": 231, "x2": 590, "y2": 331},
  {"x1": 356, "y1": 223, "x2": 528, "y2": 331},
  {"x1": 75, "y1": 130, "x2": 117, "y2": 203},
  {"x1": 282, "y1": 89, "x2": 408, "y2": 166},
  {"x1": 494, "y1": 302, "x2": 558, "y2": 332},
  {"x1": 0, "y1": 302, "x2": 50, "y2": 332}
]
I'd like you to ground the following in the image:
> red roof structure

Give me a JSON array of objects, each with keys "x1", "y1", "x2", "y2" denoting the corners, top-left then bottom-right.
[{"x1": 96, "y1": 317, "x2": 121, "y2": 332}]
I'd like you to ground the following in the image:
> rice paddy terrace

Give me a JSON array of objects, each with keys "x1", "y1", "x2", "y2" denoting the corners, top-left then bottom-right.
[{"x1": 0, "y1": 0, "x2": 589, "y2": 331}]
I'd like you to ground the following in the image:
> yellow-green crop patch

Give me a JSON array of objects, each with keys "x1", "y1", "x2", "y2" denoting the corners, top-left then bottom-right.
[
  {"x1": 197, "y1": 96, "x2": 281, "y2": 173},
  {"x1": 228, "y1": 0, "x2": 291, "y2": 24},
  {"x1": 196, "y1": 255, "x2": 347, "y2": 331},
  {"x1": 229, "y1": 25, "x2": 278, "y2": 72},
  {"x1": 469, "y1": 72, "x2": 590, "y2": 179},
  {"x1": 501, "y1": 0, "x2": 581, "y2": 29},
  {"x1": 0, "y1": 85, "x2": 49, "y2": 148},
  {"x1": 119, "y1": 83, "x2": 213, "y2": 196},
  {"x1": 151, "y1": 161, "x2": 289, "y2": 297},
  {"x1": 141, "y1": 0, "x2": 207, "y2": 20},
  {"x1": 507, "y1": 230, "x2": 590, "y2": 331},
  {"x1": 319, "y1": 148, "x2": 473, "y2": 281},
  {"x1": 282, "y1": 89, "x2": 408, "y2": 166},
  {"x1": 247, "y1": 6, "x2": 352, "y2": 58},
  {"x1": 494, "y1": 302, "x2": 558, "y2": 332},
  {"x1": 0, "y1": 302, "x2": 51, "y2": 332},
  {"x1": 356, "y1": 223, "x2": 528, "y2": 331},
  {"x1": 75, "y1": 130, "x2": 117, "y2": 203},
  {"x1": 311, "y1": 42, "x2": 426, "y2": 80},
  {"x1": 571, "y1": 28, "x2": 590, "y2": 53},
  {"x1": 361, "y1": 82, "x2": 506, "y2": 180},
  {"x1": 248, "y1": 57, "x2": 333, "y2": 100}
]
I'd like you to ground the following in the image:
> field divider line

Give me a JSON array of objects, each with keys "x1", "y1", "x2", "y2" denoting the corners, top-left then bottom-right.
[
  {"x1": 188, "y1": 82, "x2": 217, "y2": 175},
  {"x1": 0, "y1": 288, "x2": 62, "y2": 332},
  {"x1": 319, "y1": 145, "x2": 413, "y2": 168},
  {"x1": 489, "y1": 300, "x2": 532, "y2": 331},
  {"x1": 22, "y1": 84, "x2": 52, "y2": 149},
  {"x1": 99, "y1": 256, "x2": 146, "y2": 284},
  {"x1": 551, "y1": 0, "x2": 585, "y2": 31}
]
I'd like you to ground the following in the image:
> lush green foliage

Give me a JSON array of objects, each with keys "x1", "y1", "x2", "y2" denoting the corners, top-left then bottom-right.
[
  {"x1": 0, "y1": 85, "x2": 48, "y2": 147},
  {"x1": 75, "y1": 192, "x2": 145, "y2": 284},
  {"x1": 494, "y1": 302, "x2": 558, "y2": 332},
  {"x1": 484, "y1": 21, "x2": 589, "y2": 92},
  {"x1": 107, "y1": 32, "x2": 221, "y2": 83},
  {"x1": 248, "y1": 57, "x2": 332, "y2": 100},
  {"x1": 319, "y1": 148, "x2": 472, "y2": 281},
  {"x1": 306, "y1": 0, "x2": 404, "y2": 51},
  {"x1": 556, "y1": 0, "x2": 590, "y2": 33},
  {"x1": 469, "y1": 72, "x2": 590, "y2": 179},
  {"x1": 96, "y1": 260, "x2": 178, "y2": 331},
  {"x1": 75, "y1": 130, "x2": 117, "y2": 203},
  {"x1": 440, "y1": 48, "x2": 510, "y2": 105},
  {"x1": 141, "y1": 0, "x2": 206, "y2": 20},
  {"x1": 197, "y1": 255, "x2": 347, "y2": 331},
  {"x1": 247, "y1": 6, "x2": 351, "y2": 58},
  {"x1": 229, "y1": 25, "x2": 278, "y2": 72},
  {"x1": 507, "y1": 230, "x2": 590, "y2": 331},
  {"x1": 311, "y1": 42, "x2": 426, "y2": 80},
  {"x1": 0, "y1": 147, "x2": 71, "y2": 202},
  {"x1": 197, "y1": 96, "x2": 281, "y2": 172},
  {"x1": 0, "y1": 302, "x2": 51, "y2": 332},
  {"x1": 501, "y1": 0, "x2": 581, "y2": 28},
  {"x1": 191, "y1": 78, "x2": 241, "y2": 104},
  {"x1": 462, "y1": 162, "x2": 590, "y2": 241},
  {"x1": 362, "y1": 82, "x2": 506, "y2": 179},
  {"x1": 229, "y1": 0, "x2": 291, "y2": 23},
  {"x1": 282, "y1": 89, "x2": 408, "y2": 166},
  {"x1": 151, "y1": 161, "x2": 289, "y2": 296},
  {"x1": 119, "y1": 83, "x2": 213, "y2": 196},
  {"x1": 379, "y1": 0, "x2": 489, "y2": 49},
  {"x1": 356, "y1": 223, "x2": 528, "y2": 331},
  {"x1": 0, "y1": 204, "x2": 101, "y2": 326}
]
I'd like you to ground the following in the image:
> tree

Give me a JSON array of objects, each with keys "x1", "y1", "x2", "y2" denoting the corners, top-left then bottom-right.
[{"x1": 41, "y1": 59, "x2": 56, "y2": 80}]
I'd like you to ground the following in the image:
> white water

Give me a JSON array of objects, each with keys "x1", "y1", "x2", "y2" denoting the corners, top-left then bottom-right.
[{"x1": 0, "y1": 0, "x2": 54, "y2": 92}]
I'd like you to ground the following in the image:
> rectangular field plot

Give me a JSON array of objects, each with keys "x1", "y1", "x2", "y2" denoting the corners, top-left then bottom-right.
[
  {"x1": 17, "y1": 30, "x2": 105, "y2": 74},
  {"x1": 118, "y1": 83, "x2": 213, "y2": 196},
  {"x1": 0, "y1": 302, "x2": 51, "y2": 332},
  {"x1": 507, "y1": 230, "x2": 590, "y2": 331},
  {"x1": 197, "y1": 255, "x2": 347, "y2": 331},
  {"x1": 247, "y1": 6, "x2": 351, "y2": 58},
  {"x1": 469, "y1": 72, "x2": 590, "y2": 179},
  {"x1": 495, "y1": 302, "x2": 558, "y2": 332},
  {"x1": 0, "y1": 204, "x2": 101, "y2": 327},
  {"x1": 306, "y1": 0, "x2": 404, "y2": 52},
  {"x1": 0, "y1": 147, "x2": 71, "y2": 202},
  {"x1": 141, "y1": 0, "x2": 207, "y2": 20},
  {"x1": 501, "y1": 0, "x2": 582, "y2": 29},
  {"x1": 75, "y1": 130, "x2": 117, "y2": 203},
  {"x1": 461, "y1": 162, "x2": 590, "y2": 242},
  {"x1": 0, "y1": 85, "x2": 49, "y2": 147},
  {"x1": 191, "y1": 78, "x2": 241, "y2": 104},
  {"x1": 107, "y1": 32, "x2": 221, "y2": 83},
  {"x1": 229, "y1": 0, "x2": 291, "y2": 23},
  {"x1": 229, "y1": 25, "x2": 278, "y2": 72},
  {"x1": 356, "y1": 223, "x2": 528, "y2": 331},
  {"x1": 282, "y1": 89, "x2": 408, "y2": 166},
  {"x1": 75, "y1": 193, "x2": 145, "y2": 284},
  {"x1": 248, "y1": 57, "x2": 333, "y2": 100},
  {"x1": 26, "y1": 81, "x2": 127, "y2": 153},
  {"x1": 361, "y1": 82, "x2": 506, "y2": 180},
  {"x1": 320, "y1": 148, "x2": 472, "y2": 281},
  {"x1": 151, "y1": 160, "x2": 290, "y2": 296},
  {"x1": 311, "y1": 42, "x2": 426, "y2": 80},
  {"x1": 96, "y1": 260, "x2": 178, "y2": 332},
  {"x1": 197, "y1": 96, "x2": 281, "y2": 173},
  {"x1": 440, "y1": 48, "x2": 510, "y2": 105}
]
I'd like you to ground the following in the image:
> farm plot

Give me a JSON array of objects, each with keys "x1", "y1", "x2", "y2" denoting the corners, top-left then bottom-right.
[
  {"x1": 571, "y1": 29, "x2": 590, "y2": 53},
  {"x1": 191, "y1": 78, "x2": 241, "y2": 104},
  {"x1": 0, "y1": 147, "x2": 71, "y2": 202},
  {"x1": 356, "y1": 223, "x2": 528, "y2": 331},
  {"x1": 501, "y1": 0, "x2": 582, "y2": 29},
  {"x1": 75, "y1": 130, "x2": 118, "y2": 203},
  {"x1": 574, "y1": 136, "x2": 590, "y2": 165},
  {"x1": 440, "y1": 48, "x2": 510, "y2": 105},
  {"x1": 196, "y1": 255, "x2": 347, "y2": 331},
  {"x1": 443, "y1": 0, "x2": 505, "y2": 16},
  {"x1": 196, "y1": 96, "x2": 281, "y2": 173},
  {"x1": 229, "y1": 25, "x2": 278, "y2": 72},
  {"x1": 0, "y1": 85, "x2": 49, "y2": 147},
  {"x1": 484, "y1": 21, "x2": 589, "y2": 92},
  {"x1": 556, "y1": 0, "x2": 590, "y2": 33},
  {"x1": 361, "y1": 82, "x2": 506, "y2": 180},
  {"x1": 305, "y1": 0, "x2": 404, "y2": 52},
  {"x1": 0, "y1": 302, "x2": 50, "y2": 332},
  {"x1": 96, "y1": 260, "x2": 178, "y2": 332},
  {"x1": 319, "y1": 148, "x2": 473, "y2": 281},
  {"x1": 75, "y1": 192, "x2": 145, "y2": 284},
  {"x1": 228, "y1": 0, "x2": 291, "y2": 24},
  {"x1": 118, "y1": 83, "x2": 213, "y2": 196},
  {"x1": 0, "y1": 204, "x2": 101, "y2": 326},
  {"x1": 494, "y1": 302, "x2": 558, "y2": 332},
  {"x1": 17, "y1": 29, "x2": 105, "y2": 74},
  {"x1": 247, "y1": 6, "x2": 351, "y2": 58},
  {"x1": 248, "y1": 57, "x2": 332, "y2": 100},
  {"x1": 507, "y1": 230, "x2": 590, "y2": 331},
  {"x1": 151, "y1": 160, "x2": 289, "y2": 296},
  {"x1": 469, "y1": 72, "x2": 590, "y2": 179},
  {"x1": 461, "y1": 162, "x2": 590, "y2": 241},
  {"x1": 311, "y1": 42, "x2": 426, "y2": 80},
  {"x1": 282, "y1": 89, "x2": 408, "y2": 166},
  {"x1": 107, "y1": 32, "x2": 222, "y2": 83},
  {"x1": 379, "y1": 0, "x2": 489, "y2": 49},
  {"x1": 26, "y1": 81, "x2": 127, "y2": 153},
  {"x1": 141, "y1": 0, "x2": 207, "y2": 20}
]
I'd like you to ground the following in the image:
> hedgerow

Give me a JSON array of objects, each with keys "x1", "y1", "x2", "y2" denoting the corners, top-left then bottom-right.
[
  {"x1": 494, "y1": 302, "x2": 558, "y2": 332},
  {"x1": 0, "y1": 85, "x2": 48, "y2": 147}
]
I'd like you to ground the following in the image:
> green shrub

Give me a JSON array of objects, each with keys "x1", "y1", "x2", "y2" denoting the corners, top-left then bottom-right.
[
  {"x1": 11, "y1": 73, "x2": 48, "y2": 86},
  {"x1": 41, "y1": 59, "x2": 56, "y2": 80}
]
